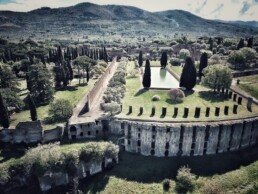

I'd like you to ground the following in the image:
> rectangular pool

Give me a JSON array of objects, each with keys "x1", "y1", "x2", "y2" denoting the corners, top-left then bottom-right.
[{"x1": 149, "y1": 67, "x2": 179, "y2": 89}]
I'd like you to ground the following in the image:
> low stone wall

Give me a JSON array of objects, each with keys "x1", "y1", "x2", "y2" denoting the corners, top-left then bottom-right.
[
  {"x1": 109, "y1": 118, "x2": 258, "y2": 157},
  {"x1": 232, "y1": 68, "x2": 258, "y2": 78},
  {"x1": 43, "y1": 126, "x2": 64, "y2": 143},
  {"x1": 0, "y1": 121, "x2": 64, "y2": 144}
]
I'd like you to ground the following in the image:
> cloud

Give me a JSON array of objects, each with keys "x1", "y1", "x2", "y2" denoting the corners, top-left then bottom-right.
[
  {"x1": 0, "y1": 0, "x2": 16, "y2": 4},
  {"x1": 195, "y1": 0, "x2": 207, "y2": 13},
  {"x1": 211, "y1": 3, "x2": 224, "y2": 14},
  {"x1": 240, "y1": 1, "x2": 251, "y2": 14}
]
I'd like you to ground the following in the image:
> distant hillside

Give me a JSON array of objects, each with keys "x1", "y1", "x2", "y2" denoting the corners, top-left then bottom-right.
[
  {"x1": 0, "y1": 2, "x2": 257, "y2": 40},
  {"x1": 216, "y1": 19, "x2": 258, "y2": 28}
]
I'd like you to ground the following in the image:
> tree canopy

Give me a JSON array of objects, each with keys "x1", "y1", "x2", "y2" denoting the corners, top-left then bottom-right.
[
  {"x1": 28, "y1": 64, "x2": 54, "y2": 105},
  {"x1": 201, "y1": 64, "x2": 232, "y2": 90}
]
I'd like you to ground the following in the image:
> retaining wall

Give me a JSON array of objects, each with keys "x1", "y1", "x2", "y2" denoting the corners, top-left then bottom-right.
[
  {"x1": 0, "y1": 121, "x2": 64, "y2": 144},
  {"x1": 109, "y1": 118, "x2": 258, "y2": 157}
]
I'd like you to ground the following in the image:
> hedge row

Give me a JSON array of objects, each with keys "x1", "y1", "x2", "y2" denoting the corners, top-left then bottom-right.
[{"x1": 102, "y1": 58, "x2": 127, "y2": 113}]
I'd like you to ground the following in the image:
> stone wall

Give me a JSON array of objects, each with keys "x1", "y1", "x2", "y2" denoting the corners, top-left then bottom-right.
[
  {"x1": 38, "y1": 157, "x2": 117, "y2": 192},
  {"x1": 0, "y1": 121, "x2": 64, "y2": 144},
  {"x1": 109, "y1": 118, "x2": 258, "y2": 157},
  {"x1": 85, "y1": 58, "x2": 117, "y2": 112}
]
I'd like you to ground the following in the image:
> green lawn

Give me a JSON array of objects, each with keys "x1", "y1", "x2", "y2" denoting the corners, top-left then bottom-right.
[
  {"x1": 120, "y1": 62, "x2": 258, "y2": 121},
  {"x1": 168, "y1": 65, "x2": 183, "y2": 77},
  {"x1": 240, "y1": 75, "x2": 258, "y2": 83},
  {"x1": 238, "y1": 75, "x2": 258, "y2": 100},
  {"x1": 11, "y1": 79, "x2": 96, "y2": 129},
  {"x1": 239, "y1": 83, "x2": 258, "y2": 99}
]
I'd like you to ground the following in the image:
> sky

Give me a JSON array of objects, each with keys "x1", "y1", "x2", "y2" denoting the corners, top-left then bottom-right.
[{"x1": 0, "y1": 0, "x2": 258, "y2": 21}]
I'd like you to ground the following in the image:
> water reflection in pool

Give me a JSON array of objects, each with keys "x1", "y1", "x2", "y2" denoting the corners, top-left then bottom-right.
[{"x1": 150, "y1": 67, "x2": 179, "y2": 89}]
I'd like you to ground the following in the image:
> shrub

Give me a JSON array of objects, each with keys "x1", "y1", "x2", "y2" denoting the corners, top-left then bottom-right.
[
  {"x1": 201, "y1": 179, "x2": 223, "y2": 194},
  {"x1": 176, "y1": 166, "x2": 196, "y2": 193},
  {"x1": 49, "y1": 99, "x2": 73, "y2": 122},
  {"x1": 163, "y1": 179, "x2": 171, "y2": 191},
  {"x1": 24, "y1": 143, "x2": 62, "y2": 177},
  {"x1": 0, "y1": 164, "x2": 9, "y2": 185},
  {"x1": 152, "y1": 95, "x2": 160, "y2": 101},
  {"x1": 102, "y1": 102, "x2": 121, "y2": 115},
  {"x1": 62, "y1": 150, "x2": 79, "y2": 176},
  {"x1": 98, "y1": 61, "x2": 108, "y2": 68},
  {"x1": 128, "y1": 69, "x2": 138, "y2": 78},
  {"x1": 179, "y1": 49, "x2": 190, "y2": 60},
  {"x1": 168, "y1": 88, "x2": 185, "y2": 102},
  {"x1": 170, "y1": 57, "x2": 181, "y2": 66}
]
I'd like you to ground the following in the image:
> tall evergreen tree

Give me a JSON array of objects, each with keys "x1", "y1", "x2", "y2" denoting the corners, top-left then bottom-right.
[
  {"x1": 138, "y1": 51, "x2": 143, "y2": 67},
  {"x1": 209, "y1": 39, "x2": 214, "y2": 51},
  {"x1": 103, "y1": 47, "x2": 108, "y2": 62},
  {"x1": 160, "y1": 52, "x2": 168, "y2": 68},
  {"x1": 67, "y1": 60, "x2": 73, "y2": 83},
  {"x1": 142, "y1": 59, "x2": 151, "y2": 89},
  {"x1": 180, "y1": 57, "x2": 197, "y2": 90},
  {"x1": 57, "y1": 46, "x2": 63, "y2": 63},
  {"x1": 86, "y1": 66, "x2": 90, "y2": 83},
  {"x1": 27, "y1": 94, "x2": 37, "y2": 121},
  {"x1": 199, "y1": 52, "x2": 208, "y2": 78},
  {"x1": 237, "y1": 38, "x2": 244, "y2": 50},
  {"x1": 0, "y1": 92, "x2": 10, "y2": 128},
  {"x1": 247, "y1": 37, "x2": 253, "y2": 48}
]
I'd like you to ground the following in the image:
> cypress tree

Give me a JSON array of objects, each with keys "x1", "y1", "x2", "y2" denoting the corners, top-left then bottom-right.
[
  {"x1": 67, "y1": 60, "x2": 73, "y2": 83},
  {"x1": 180, "y1": 57, "x2": 197, "y2": 90},
  {"x1": 142, "y1": 59, "x2": 151, "y2": 89},
  {"x1": 160, "y1": 52, "x2": 168, "y2": 68},
  {"x1": 57, "y1": 46, "x2": 63, "y2": 63},
  {"x1": 27, "y1": 94, "x2": 37, "y2": 121},
  {"x1": 209, "y1": 39, "x2": 214, "y2": 51},
  {"x1": 237, "y1": 38, "x2": 244, "y2": 50},
  {"x1": 199, "y1": 52, "x2": 208, "y2": 78},
  {"x1": 0, "y1": 92, "x2": 10, "y2": 128},
  {"x1": 138, "y1": 51, "x2": 143, "y2": 67},
  {"x1": 26, "y1": 73, "x2": 32, "y2": 91},
  {"x1": 247, "y1": 37, "x2": 253, "y2": 48},
  {"x1": 104, "y1": 47, "x2": 108, "y2": 62},
  {"x1": 86, "y1": 66, "x2": 90, "y2": 83}
]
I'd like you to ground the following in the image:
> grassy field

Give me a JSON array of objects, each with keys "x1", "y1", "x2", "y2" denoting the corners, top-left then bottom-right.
[
  {"x1": 240, "y1": 75, "x2": 258, "y2": 83},
  {"x1": 168, "y1": 65, "x2": 183, "y2": 77},
  {"x1": 11, "y1": 79, "x2": 96, "y2": 129},
  {"x1": 238, "y1": 75, "x2": 258, "y2": 99},
  {"x1": 120, "y1": 62, "x2": 258, "y2": 121}
]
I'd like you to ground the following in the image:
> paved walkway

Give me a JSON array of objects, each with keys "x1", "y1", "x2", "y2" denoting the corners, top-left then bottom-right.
[{"x1": 69, "y1": 60, "x2": 119, "y2": 125}]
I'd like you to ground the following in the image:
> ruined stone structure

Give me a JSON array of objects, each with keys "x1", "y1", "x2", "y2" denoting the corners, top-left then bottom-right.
[
  {"x1": 109, "y1": 118, "x2": 258, "y2": 157},
  {"x1": 68, "y1": 120, "x2": 103, "y2": 140},
  {"x1": 39, "y1": 157, "x2": 117, "y2": 191},
  {"x1": 0, "y1": 121, "x2": 64, "y2": 144}
]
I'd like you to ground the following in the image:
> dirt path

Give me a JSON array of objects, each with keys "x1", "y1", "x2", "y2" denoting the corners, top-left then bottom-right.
[{"x1": 69, "y1": 60, "x2": 118, "y2": 125}]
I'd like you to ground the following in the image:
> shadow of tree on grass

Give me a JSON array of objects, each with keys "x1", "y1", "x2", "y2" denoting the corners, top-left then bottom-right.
[
  {"x1": 134, "y1": 88, "x2": 148, "y2": 96},
  {"x1": 199, "y1": 91, "x2": 229, "y2": 103}
]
